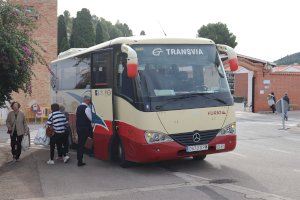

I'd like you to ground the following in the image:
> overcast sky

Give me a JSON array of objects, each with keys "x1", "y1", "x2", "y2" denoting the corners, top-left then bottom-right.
[{"x1": 58, "y1": 0, "x2": 299, "y2": 62}]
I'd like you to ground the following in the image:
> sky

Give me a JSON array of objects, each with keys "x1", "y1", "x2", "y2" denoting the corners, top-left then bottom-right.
[{"x1": 58, "y1": 0, "x2": 300, "y2": 62}]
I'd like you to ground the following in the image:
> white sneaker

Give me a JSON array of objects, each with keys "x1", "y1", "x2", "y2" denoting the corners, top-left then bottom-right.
[
  {"x1": 63, "y1": 156, "x2": 70, "y2": 163},
  {"x1": 47, "y1": 160, "x2": 55, "y2": 165}
]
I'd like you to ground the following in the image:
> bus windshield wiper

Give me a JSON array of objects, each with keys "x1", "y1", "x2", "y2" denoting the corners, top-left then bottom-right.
[
  {"x1": 155, "y1": 92, "x2": 227, "y2": 110},
  {"x1": 188, "y1": 92, "x2": 228, "y2": 105}
]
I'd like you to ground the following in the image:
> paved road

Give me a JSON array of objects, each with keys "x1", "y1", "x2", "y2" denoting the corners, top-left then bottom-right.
[{"x1": 0, "y1": 110, "x2": 299, "y2": 200}]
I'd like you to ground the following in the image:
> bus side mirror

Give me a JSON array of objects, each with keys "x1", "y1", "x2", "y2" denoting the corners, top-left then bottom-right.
[
  {"x1": 121, "y1": 44, "x2": 138, "y2": 78},
  {"x1": 216, "y1": 44, "x2": 238, "y2": 71}
]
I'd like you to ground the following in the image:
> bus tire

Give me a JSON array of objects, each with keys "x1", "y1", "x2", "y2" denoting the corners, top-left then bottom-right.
[
  {"x1": 192, "y1": 155, "x2": 206, "y2": 161},
  {"x1": 117, "y1": 140, "x2": 131, "y2": 168}
]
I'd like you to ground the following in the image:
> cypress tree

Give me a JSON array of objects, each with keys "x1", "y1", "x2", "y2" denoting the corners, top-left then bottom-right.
[
  {"x1": 95, "y1": 22, "x2": 104, "y2": 44},
  {"x1": 57, "y1": 15, "x2": 69, "y2": 54},
  {"x1": 70, "y1": 8, "x2": 95, "y2": 48}
]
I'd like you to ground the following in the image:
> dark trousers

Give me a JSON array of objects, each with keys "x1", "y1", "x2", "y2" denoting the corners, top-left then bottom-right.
[
  {"x1": 64, "y1": 127, "x2": 71, "y2": 154},
  {"x1": 50, "y1": 133, "x2": 65, "y2": 160},
  {"x1": 270, "y1": 105, "x2": 276, "y2": 113},
  {"x1": 77, "y1": 127, "x2": 91, "y2": 163},
  {"x1": 61, "y1": 133, "x2": 69, "y2": 156},
  {"x1": 10, "y1": 132, "x2": 23, "y2": 159}
]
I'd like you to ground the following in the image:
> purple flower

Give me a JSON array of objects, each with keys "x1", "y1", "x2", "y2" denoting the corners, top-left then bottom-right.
[{"x1": 22, "y1": 45, "x2": 31, "y2": 57}]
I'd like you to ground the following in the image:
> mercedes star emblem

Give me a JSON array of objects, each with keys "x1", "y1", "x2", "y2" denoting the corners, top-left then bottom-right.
[{"x1": 193, "y1": 132, "x2": 201, "y2": 143}]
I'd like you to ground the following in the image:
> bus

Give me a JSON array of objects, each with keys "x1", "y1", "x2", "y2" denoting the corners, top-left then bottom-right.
[{"x1": 50, "y1": 37, "x2": 238, "y2": 167}]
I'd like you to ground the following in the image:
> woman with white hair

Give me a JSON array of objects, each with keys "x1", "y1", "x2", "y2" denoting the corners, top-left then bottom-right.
[{"x1": 6, "y1": 102, "x2": 29, "y2": 161}]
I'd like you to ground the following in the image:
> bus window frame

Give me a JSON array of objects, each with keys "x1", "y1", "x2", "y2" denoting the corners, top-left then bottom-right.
[
  {"x1": 91, "y1": 48, "x2": 114, "y2": 89},
  {"x1": 113, "y1": 45, "x2": 140, "y2": 107}
]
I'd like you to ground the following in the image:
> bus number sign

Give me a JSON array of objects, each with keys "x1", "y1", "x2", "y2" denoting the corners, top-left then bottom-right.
[{"x1": 95, "y1": 89, "x2": 112, "y2": 96}]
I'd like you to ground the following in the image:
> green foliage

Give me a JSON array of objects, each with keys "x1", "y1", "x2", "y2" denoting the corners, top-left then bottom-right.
[
  {"x1": 0, "y1": 0, "x2": 46, "y2": 107},
  {"x1": 115, "y1": 21, "x2": 133, "y2": 37},
  {"x1": 70, "y1": 8, "x2": 95, "y2": 48},
  {"x1": 140, "y1": 30, "x2": 146, "y2": 35},
  {"x1": 95, "y1": 22, "x2": 104, "y2": 44},
  {"x1": 57, "y1": 15, "x2": 69, "y2": 54},
  {"x1": 63, "y1": 10, "x2": 72, "y2": 37},
  {"x1": 109, "y1": 26, "x2": 123, "y2": 39},
  {"x1": 64, "y1": 9, "x2": 133, "y2": 47},
  {"x1": 197, "y1": 22, "x2": 237, "y2": 48},
  {"x1": 275, "y1": 52, "x2": 300, "y2": 65}
]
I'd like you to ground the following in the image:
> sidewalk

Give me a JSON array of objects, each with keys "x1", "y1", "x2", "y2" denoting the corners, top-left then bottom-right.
[{"x1": 0, "y1": 124, "x2": 43, "y2": 167}]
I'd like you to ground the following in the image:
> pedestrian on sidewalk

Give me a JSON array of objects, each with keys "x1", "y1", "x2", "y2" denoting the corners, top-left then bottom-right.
[
  {"x1": 267, "y1": 92, "x2": 276, "y2": 113},
  {"x1": 46, "y1": 103, "x2": 69, "y2": 165},
  {"x1": 6, "y1": 102, "x2": 29, "y2": 161},
  {"x1": 283, "y1": 93, "x2": 290, "y2": 121},
  {"x1": 59, "y1": 105, "x2": 70, "y2": 158},
  {"x1": 76, "y1": 95, "x2": 93, "y2": 167}
]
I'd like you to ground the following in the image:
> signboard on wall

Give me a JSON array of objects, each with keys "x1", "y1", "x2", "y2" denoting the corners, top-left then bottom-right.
[{"x1": 263, "y1": 80, "x2": 270, "y2": 85}]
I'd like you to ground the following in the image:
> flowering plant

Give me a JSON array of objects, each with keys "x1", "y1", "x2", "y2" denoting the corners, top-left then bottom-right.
[{"x1": 0, "y1": 0, "x2": 46, "y2": 107}]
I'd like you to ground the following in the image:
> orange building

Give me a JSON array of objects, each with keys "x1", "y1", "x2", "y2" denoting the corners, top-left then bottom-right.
[{"x1": 230, "y1": 55, "x2": 300, "y2": 112}]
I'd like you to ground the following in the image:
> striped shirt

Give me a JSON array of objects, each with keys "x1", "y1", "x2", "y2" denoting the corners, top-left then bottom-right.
[{"x1": 47, "y1": 111, "x2": 68, "y2": 133}]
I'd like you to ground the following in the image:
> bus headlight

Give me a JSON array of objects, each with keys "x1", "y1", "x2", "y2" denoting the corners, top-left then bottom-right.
[
  {"x1": 217, "y1": 123, "x2": 236, "y2": 136},
  {"x1": 144, "y1": 131, "x2": 174, "y2": 144}
]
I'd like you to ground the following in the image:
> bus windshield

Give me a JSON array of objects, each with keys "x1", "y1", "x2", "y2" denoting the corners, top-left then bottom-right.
[{"x1": 132, "y1": 44, "x2": 230, "y2": 99}]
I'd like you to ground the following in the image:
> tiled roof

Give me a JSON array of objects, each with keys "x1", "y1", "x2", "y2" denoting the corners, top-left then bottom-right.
[{"x1": 273, "y1": 65, "x2": 300, "y2": 72}]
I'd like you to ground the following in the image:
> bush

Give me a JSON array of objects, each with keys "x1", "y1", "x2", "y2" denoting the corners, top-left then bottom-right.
[{"x1": 0, "y1": 1, "x2": 46, "y2": 107}]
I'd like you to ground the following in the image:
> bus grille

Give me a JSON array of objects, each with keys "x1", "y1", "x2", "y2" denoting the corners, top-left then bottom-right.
[{"x1": 169, "y1": 129, "x2": 220, "y2": 146}]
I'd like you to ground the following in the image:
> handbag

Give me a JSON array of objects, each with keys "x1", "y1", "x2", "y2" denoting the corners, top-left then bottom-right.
[
  {"x1": 22, "y1": 134, "x2": 30, "y2": 151},
  {"x1": 46, "y1": 126, "x2": 55, "y2": 137},
  {"x1": 84, "y1": 137, "x2": 93, "y2": 150},
  {"x1": 46, "y1": 116, "x2": 55, "y2": 137}
]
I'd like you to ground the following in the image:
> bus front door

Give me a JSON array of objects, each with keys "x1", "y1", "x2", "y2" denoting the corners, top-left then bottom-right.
[{"x1": 91, "y1": 49, "x2": 114, "y2": 161}]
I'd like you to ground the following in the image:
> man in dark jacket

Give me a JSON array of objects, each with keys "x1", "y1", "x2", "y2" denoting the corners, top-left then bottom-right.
[
  {"x1": 283, "y1": 93, "x2": 290, "y2": 121},
  {"x1": 76, "y1": 95, "x2": 92, "y2": 167}
]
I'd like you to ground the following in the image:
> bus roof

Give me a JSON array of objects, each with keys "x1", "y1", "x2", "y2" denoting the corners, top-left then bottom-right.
[{"x1": 52, "y1": 36, "x2": 215, "y2": 63}]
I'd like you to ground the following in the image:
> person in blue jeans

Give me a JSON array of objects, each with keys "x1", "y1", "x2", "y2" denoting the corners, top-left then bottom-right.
[{"x1": 283, "y1": 93, "x2": 290, "y2": 121}]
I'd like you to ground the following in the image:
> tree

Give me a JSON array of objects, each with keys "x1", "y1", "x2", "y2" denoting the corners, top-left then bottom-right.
[
  {"x1": 70, "y1": 8, "x2": 95, "y2": 48},
  {"x1": 57, "y1": 15, "x2": 69, "y2": 54},
  {"x1": 63, "y1": 10, "x2": 72, "y2": 38},
  {"x1": 115, "y1": 21, "x2": 133, "y2": 37},
  {"x1": 140, "y1": 30, "x2": 146, "y2": 35},
  {"x1": 95, "y1": 22, "x2": 105, "y2": 44},
  {"x1": 109, "y1": 26, "x2": 123, "y2": 39},
  {"x1": 0, "y1": 1, "x2": 46, "y2": 107},
  {"x1": 99, "y1": 18, "x2": 112, "y2": 41},
  {"x1": 197, "y1": 22, "x2": 237, "y2": 48}
]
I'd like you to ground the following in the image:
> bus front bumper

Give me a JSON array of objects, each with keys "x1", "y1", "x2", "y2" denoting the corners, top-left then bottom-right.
[{"x1": 125, "y1": 135, "x2": 236, "y2": 163}]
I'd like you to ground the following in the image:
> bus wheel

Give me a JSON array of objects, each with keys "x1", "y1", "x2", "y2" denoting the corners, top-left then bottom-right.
[
  {"x1": 192, "y1": 155, "x2": 206, "y2": 161},
  {"x1": 117, "y1": 140, "x2": 130, "y2": 168}
]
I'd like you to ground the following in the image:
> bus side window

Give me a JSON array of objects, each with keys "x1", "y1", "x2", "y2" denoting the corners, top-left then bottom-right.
[
  {"x1": 91, "y1": 51, "x2": 112, "y2": 88},
  {"x1": 116, "y1": 53, "x2": 135, "y2": 101}
]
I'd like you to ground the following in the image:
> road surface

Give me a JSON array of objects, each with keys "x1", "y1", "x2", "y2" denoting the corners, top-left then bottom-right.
[{"x1": 0, "y1": 109, "x2": 299, "y2": 200}]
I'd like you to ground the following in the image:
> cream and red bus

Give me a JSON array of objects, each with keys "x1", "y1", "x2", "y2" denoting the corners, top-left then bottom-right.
[{"x1": 50, "y1": 37, "x2": 238, "y2": 167}]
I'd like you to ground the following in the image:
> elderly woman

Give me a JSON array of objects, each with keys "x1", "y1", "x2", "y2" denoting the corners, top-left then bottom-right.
[{"x1": 6, "y1": 102, "x2": 29, "y2": 161}]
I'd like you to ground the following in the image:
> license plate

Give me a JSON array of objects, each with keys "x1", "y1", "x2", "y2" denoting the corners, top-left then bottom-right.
[
  {"x1": 186, "y1": 144, "x2": 208, "y2": 152},
  {"x1": 216, "y1": 144, "x2": 225, "y2": 150}
]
